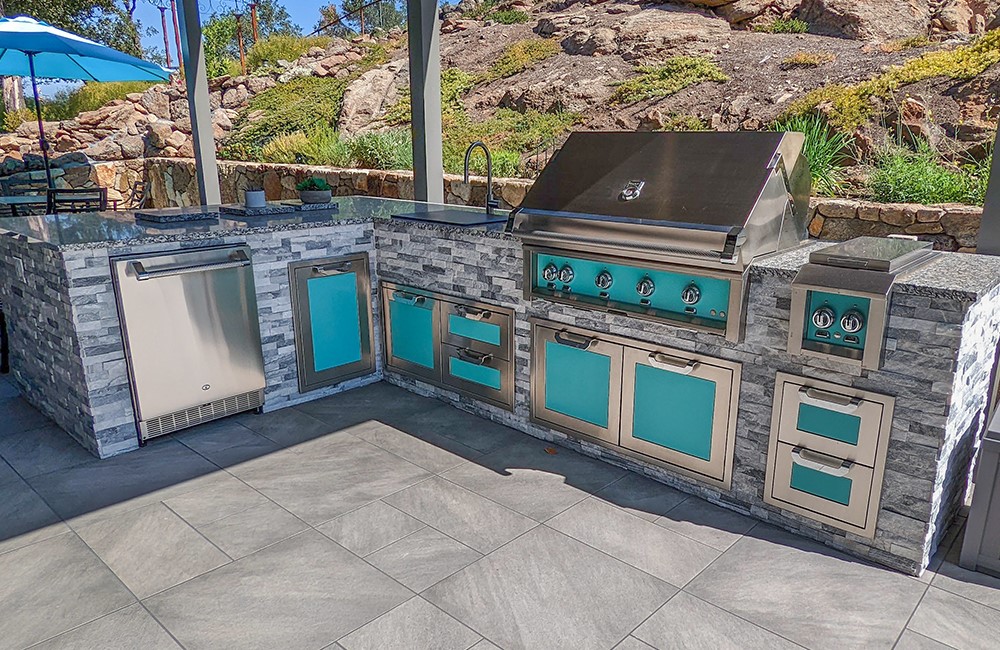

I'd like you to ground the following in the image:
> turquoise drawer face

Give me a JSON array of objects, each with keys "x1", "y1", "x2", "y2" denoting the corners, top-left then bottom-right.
[
  {"x1": 790, "y1": 462, "x2": 852, "y2": 506},
  {"x1": 534, "y1": 254, "x2": 730, "y2": 327},
  {"x1": 631, "y1": 364, "x2": 716, "y2": 461},
  {"x1": 307, "y1": 273, "x2": 362, "y2": 372},
  {"x1": 449, "y1": 357, "x2": 502, "y2": 390},
  {"x1": 804, "y1": 290, "x2": 870, "y2": 351},
  {"x1": 544, "y1": 341, "x2": 611, "y2": 428},
  {"x1": 389, "y1": 298, "x2": 435, "y2": 369},
  {"x1": 448, "y1": 314, "x2": 501, "y2": 346},
  {"x1": 797, "y1": 403, "x2": 861, "y2": 446}
]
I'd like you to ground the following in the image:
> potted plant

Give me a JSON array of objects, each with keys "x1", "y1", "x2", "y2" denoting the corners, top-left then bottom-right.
[{"x1": 296, "y1": 177, "x2": 333, "y2": 204}]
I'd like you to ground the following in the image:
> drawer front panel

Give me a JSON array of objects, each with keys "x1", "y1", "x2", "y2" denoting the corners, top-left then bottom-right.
[
  {"x1": 450, "y1": 356, "x2": 501, "y2": 390},
  {"x1": 384, "y1": 286, "x2": 440, "y2": 383},
  {"x1": 448, "y1": 314, "x2": 501, "y2": 346},
  {"x1": 442, "y1": 301, "x2": 512, "y2": 360},
  {"x1": 778, "y1": 382, "x2": 884, "y2": 464},
  {"x1": 770, "y1": 441, "x2": 875, "y2": 530},
  {"x1": 442, "y1": 344, "x2": 513, "y2": 409}
]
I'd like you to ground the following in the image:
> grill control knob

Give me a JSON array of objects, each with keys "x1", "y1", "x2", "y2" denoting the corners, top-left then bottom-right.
[
  {"x1": 595, "y1": 270, "x2": 614, "y2": 290},
  {"x1": 636, "y1": 276, "x2": 656, "y2": 298},
  {"x1": 558, "y1": 265, "x2": 575, "y2": 284},
  {"x1": 681, "y1": 284, "x2": 701, "y2": 305},
  {"x1": 811, "y1": 306, "x2": 836, "y2": 330},
  {"x1": 541, "y1": 263, "x2": 559, "y2": 282},
  {"x1": 841, "y1": 310, "x2": 865, "y2": 334}
]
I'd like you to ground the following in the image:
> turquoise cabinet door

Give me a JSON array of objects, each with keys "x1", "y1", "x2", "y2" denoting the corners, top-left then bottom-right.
[
  {"x1": 307, "y1": 272, "x2": 362, "y2": 372},
  {"x1": 384, "y1": 286, "x2": 441, "y2": 383}
]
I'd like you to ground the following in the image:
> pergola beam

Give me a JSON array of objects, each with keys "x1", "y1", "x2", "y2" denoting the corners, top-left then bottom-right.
[{"x1": 406, "y1": 0, "x2": 444, "y2": 203}]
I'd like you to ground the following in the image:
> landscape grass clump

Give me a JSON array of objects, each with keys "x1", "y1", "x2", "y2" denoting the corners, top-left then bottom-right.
[
  {"x1": 755, "y1": 18, "x2": 809, "y2": 34},
  {"x1": 611, "y1": 56, "x2": 728, "y2": 104},
  {"x1": 247, "y1": 35, "x2": 332, "y2": 72},
  {"x1": 384, "y1": 68, "x2": 478, "y2": 125},
  {"x1": 656, "y1": 114, "x2": 709, "y2": 131},
  {"x1": 772, "y1": 113, "x2": 855, "y2": 196},
  {"x1": 881, "y1": 35, "x2": 933, "y2": 53},
  {"x1": 781, "y1": 52, "x2": 836, "y2": 69},
  {"x1": 869, "y1": 139, "x2": 991, "y2": 205},
  {"x1": 486, "y1": 39, "x2": 560, "y2": 81},
  {"x1": 785, "y1": 30, "x2": 1000, "y2": 132},
  {"x1": 490, "y1": 10, "x2": 531, "y2": 24}
]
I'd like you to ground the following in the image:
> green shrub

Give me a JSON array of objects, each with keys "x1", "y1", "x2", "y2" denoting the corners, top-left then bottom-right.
[
  {"x1": 260, "y1": 131, "x2": 310, "y2": 163},
  {"x1": 490, "y1": 10, "x2": 531, "y2": 24},
  {"x1": 487, "y1": 39, "x2": 560, "y2": 81},
  {"x1": 772, "y1": 113, "x2": 855, "y2": 196},
  {"x1": 1, "y1": 107, "x2": 35, "y2": 132},
  {"x1": 869, "y1": 140, "x2": 990, "y2": 205},
  {"x1": 611, "y1": 57, "x2": 728, "y2": 104},
  {"x1": 385, "y1": 68, "x2": 478, "y2": 125},
  {"x1": 754, "y1": 18, "x2": 809, "y2": 33},
  {"x1": 781, "y1": 52, "x2": 836, "y2": 69},
  {"x1": 259, "y1": 126, "x2": 353, "y2": 166},
  {"x1": 247, "y1": 35, "x2": 332, "y2": 72},
  {"x1": 348, "y1": 130, "x2": 414, "y2": 170},
  {"x1": 655, "y1": 114, "x2": 709, "y2": 132},
  {"x1": 462, "y1": 0, "x2": 499, "y2": 19}
]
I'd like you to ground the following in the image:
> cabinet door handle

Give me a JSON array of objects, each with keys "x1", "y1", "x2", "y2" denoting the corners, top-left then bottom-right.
[
  {"x1": 647, "y1": 352, "x2": 698, "y2": 375},
  {"x1": 798, "y1": 387, "x2": 862, "y2": 414},
  {"x1": 791, "y1": 446, "x2": 852, "y2": 477},
  {"x1": 312, "y1": 262, "x2": 353, "y2": 276},
  {"x1": 130, "y1": 251, "x2": 250, "y2": 281},
  {"x1": 393, "y1": 291, "x2": 426, "y2": 306},
  {"x1": 554, "y1": 330, "x2": 596, "y2": 350},
  {"x1": 455, "y1": 305, "x2": 491, "y2": 322},
  {"x1": 456, "y1": 348, "x2": 493, "y2": 365}
]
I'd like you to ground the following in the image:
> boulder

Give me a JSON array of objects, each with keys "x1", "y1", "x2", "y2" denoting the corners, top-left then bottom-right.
[
  {"x1": 616, "y1": 7, "x2": 731, "y2": 64},
  {"x1": 84, "y1": 137, "x2": 122, "y2": 161},
  {"x1": 338, "y1": 61, "x2": 405, "y2": 137},
  {"x1": 561, "y1": 27, "x2": 618, "y2": 56},
  {"x1": 221, "y1": 85, "x2": 250, "y2": 109},
  {"x1": 798, "y1": 0, "x2": 932, "y2": 40},
  {"x1": 147, "y1": 121, "x2": 175, "y2": 149},
  {"x1": 277, "y1": 65, "x2": 314, "y2": 84},
  {"x1": 937, "y1": 0, "x2": 975, "y2": 33},
  {"x1": 139, "y1": 87, "x2": 171, "y2": 119},
  {"x1": 119, "y1": 135, "x2": 145, "y2": 159}
]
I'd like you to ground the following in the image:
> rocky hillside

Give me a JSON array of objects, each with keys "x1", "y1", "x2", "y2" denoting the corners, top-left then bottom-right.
[{"x1": 3, "y1": 0, "x2": 1000, "y2": 203}]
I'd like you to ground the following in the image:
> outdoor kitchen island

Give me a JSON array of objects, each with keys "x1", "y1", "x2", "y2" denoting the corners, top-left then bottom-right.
[{"x1": 2, "y1": 195, "x2": 1000, "y2": 577}]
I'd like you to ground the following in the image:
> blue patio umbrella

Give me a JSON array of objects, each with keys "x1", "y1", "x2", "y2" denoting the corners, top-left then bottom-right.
[{"x1": 0, "y1": 15, "x2": 172, "y2": 188}]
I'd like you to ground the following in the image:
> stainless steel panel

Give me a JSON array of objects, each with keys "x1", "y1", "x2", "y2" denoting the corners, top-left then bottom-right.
[
  {"x1": 441, "y1": 297, "x2": 513, "y2": 361},
  {"x1": 440, "y1": 343, "x2": 514, "y2": 410},
  {"x1": 289, "y1": 253, "x2": 375, "y2": 393},
  {"x1": 619, "y1": 345, "x2": 740, "y2": 488},
  {"x1": 382, "y1": 283, "x2": 442, "y2": 384},
  {"x1": 112, "y1": 245, "x2": 265, "y2": 438}
]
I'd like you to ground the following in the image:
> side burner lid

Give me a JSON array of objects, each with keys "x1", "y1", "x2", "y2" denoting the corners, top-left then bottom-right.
[{"x1": 808, "y1": 237, "x2": 935, "y2": 273}]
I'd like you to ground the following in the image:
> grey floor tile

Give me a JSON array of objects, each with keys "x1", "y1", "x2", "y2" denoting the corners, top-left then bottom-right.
[
  {"x1": 163, "y1": 475, "x2": 268, "y2": 527},
  {"x1": 685, "y1": 524, "x2": 925, "y2": 650},
  {"x1": 425, "y1": 526, "x2": 676, "y2": 650},
  {"x1": 173, "y1": 418, "x2": 281, "y2": 468},
  {"x1": 0, "y1": 532, "x2": 135, "y2": 649},
  {"x1": 236, "y1": 406, "x2": 345, "y2": 448},
  {"x1": 548, "y1": 498, "x2": 720, "y2": 587},
  {"x1": 0, "y1": 378, "x2": 18, "y2": 401},
  {"x1": 0, "y1": 457, "x2": 18, "y2": 486},
  {"x1": 393, "y1": 403, "x2": 524, "y2": 454},
  {"x1": 441, "y1": 437, "x2": 626, "y2": 521},
  {"x1": 931, "y1": 556, "x2": 1000, "y2": 610},
  {"x1": 76, "y1": 502, "x2": 230, "y2": 598},
  {"x1": 295, "y1": 382, "x2": 440, "y2": 432},
  {"x1": 654, "y1": 498, "x2": 757, "y2": 551},
  {"x1": 351, "y1": 420, "x2": 483, "y2": 474},
  {"x1": 895, "y1": 629, "x2": 955, "y2": 650},
  {"x1": 339, "y1": 596, "x2": 481, "y2": 650},
  {"x1": 0, "y1": 396, "x2": 53, "y2": 435},
  {"x1": 317, "y1": 500, "x2": 425, "y2": 556},
  {"x1": 367, "y1": 527, "x2": 482, "y2": 592},
  {"x1": 384, "y1": 476, "x2": 537, "y2": 553},
  {"x1": 232, "y1": 435, "x2": 430, "y2": 525},
  {"x1": 0, "y1": 477, "x2": 70, "y2": 555},
  {"x1": 469, "y1": 641, "x2": 502, "y2": 650},
  {"x1": 145, "y1": 530, "x2": 411, "y2": 650},
  {"x1": 908, "y1": 587, "x2": 1000, "y2": 650},
  {"x1": 634, "y1": 591, "x2": 801, "y2": 650},
  {"x1": 614, "y1": 637, "x2": 655, "y2": 650},
  {"x1": 31, "y1": 603, "x2": 181, "y2": 650},
  {"x1": 0, "y1": 422, "x2": 95, "y2": 478},
  {"x1": 593, "y1": 473, "x2": 689, "y2": 522},
  {"x1": 198, "y1": 501, "x2": 308, "y2": 559}
]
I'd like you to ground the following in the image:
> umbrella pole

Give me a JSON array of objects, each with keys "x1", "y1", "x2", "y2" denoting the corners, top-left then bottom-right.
[{"x1": 26, "y1": 53, "x2": 53, "y2": 190}]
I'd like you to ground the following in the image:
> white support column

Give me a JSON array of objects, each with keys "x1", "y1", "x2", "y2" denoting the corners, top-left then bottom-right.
[
  {"x1": 177, "y1": 0, "x2": 222, "y2": 205},
  {"x1": 406, "y1": 0, "x2": 444, "y2": 203}
]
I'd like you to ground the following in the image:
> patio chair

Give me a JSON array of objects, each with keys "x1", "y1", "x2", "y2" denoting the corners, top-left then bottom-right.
[
  {"x1": 124, "y1": 178, "x2": 149, "y2": 210},
  {"x1": 0, "y1": 176, "x2": 46, "y2": 197},
  {"x1": 46, "y1": 187, "x2": 108, "y2": 214}
]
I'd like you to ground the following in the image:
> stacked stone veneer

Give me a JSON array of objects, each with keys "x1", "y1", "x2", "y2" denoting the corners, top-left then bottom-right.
[
  {"x1": 0, "y1": 224, "x2": 381, "y2": 457},
  {"x1": 374, "y1": 220, "x2": 1000, "y2": 575}
]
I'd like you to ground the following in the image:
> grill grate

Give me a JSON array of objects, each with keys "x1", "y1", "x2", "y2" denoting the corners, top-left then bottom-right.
[{"x1": 141, "y1": 390, "x2": 263, "y2": 440}]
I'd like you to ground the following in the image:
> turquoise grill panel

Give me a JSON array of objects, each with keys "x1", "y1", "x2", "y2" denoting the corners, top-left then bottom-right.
[
  {"x1": 797, "y1": 403, "x2": 861, "y2": 446},
  {"x1": 307, "y1": 273, "x2": 362, "y2": 372},
  {"x1": 544, "y1": 340, "x2": 611, "y2": 428},
  {"x1": 534, "y1": 254, "x2": 730, "y2": 327},
  {"x1": 389, "y1": 297, "x2": 436, "y2": 369},
  {"x1": 803, "y1": 290, "x2": 870, "y2": 351},
  {"x1": 632, "y1": 363, "x2": 716, "y2": 461},
  {"x1": 449, "y1": 357, "x2": 502, "y2": 390},
  {"x1": 790, "y1": 462, "x2": 852, "y2": 506},
  {"x1": 448, "y1": 314, "x2": 501, "y2": 346}
]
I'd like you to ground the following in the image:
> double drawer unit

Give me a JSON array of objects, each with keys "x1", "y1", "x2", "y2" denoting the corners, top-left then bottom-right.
[
  {"x1": 764, "y1": 372, "x2": 895, "y2": 538},
  {"x1": 382, "y1": 283, "x2": 514, "y2": 410},
  {"x1": 531, "y1": 319, "x2": 741, "y2": 488}
]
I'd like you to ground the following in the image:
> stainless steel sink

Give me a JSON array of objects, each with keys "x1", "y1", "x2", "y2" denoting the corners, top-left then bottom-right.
[{"x1": 391, "y1": 206, "x2": 508, "y2": 226}]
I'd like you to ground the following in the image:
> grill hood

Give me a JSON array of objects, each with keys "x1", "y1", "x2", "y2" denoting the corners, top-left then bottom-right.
[{"x1": 508, "y1": 131, "x2": 811, "y2": 271}]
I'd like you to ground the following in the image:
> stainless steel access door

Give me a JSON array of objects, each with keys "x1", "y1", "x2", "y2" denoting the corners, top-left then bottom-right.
[{"x1": 113, "y1": 245, "x2": 265, "y2": 435}]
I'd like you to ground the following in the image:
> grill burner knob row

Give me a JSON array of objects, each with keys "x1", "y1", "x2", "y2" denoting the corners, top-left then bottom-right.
[
  {"x1": 811, "y1": 306, "x2": 836, "y2": 330},
  {"x1": 541, "y1": 263, "x2": 559, "y2": 282},
  {"x1": 558, "y1": 265, "x2": 575, "y2": 284},
  {"x1": 595, "y1": 270, "x2": 614, "y2": 290},
  {"x1": 681, "y1": 284, "x2": 701, "y2": 305},
  {"x1": 841, "y1": 310, "x2": 865, "y2": 334},
  {"x1": 636, "y1": 276, "x2": 656, "y2": 298}
]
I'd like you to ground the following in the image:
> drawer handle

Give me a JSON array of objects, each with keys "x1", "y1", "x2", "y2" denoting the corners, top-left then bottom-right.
[
  {"x1": 799, "y1": 387, "x2": 862, "y2": 414},
  {"x1": 791, "y1": 446, "x2": 852, "y2": 477},
  {"x1": 455, "y1": 305, "x2": 492, "y2": 322},
  {"x1": 647, "y1": 352, "x2": 699, "y2": 375},
  {"x1": 554, "y1": 330, "x2": 596, "y2": 350},
  {"x1": 393, "y1": 291, "x2": 426, "y2": 306},
  {"x1": 312, "y1": 262, "x2": 353, "y2": 276},
  {"x1": 456, "y1": 348, "x2": 493, "y2": 365}
]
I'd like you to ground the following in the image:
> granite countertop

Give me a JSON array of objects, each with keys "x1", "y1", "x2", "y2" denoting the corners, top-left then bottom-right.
[{"x1": 0, "y1": 196, "x2": 509, "y2": 250}]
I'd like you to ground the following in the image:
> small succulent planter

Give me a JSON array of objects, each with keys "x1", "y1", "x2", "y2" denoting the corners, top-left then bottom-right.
[
  {"x1": 296, "y1": 177, "x2": 333, "y2": 204},
  {"x1": 243, "y1": 189, "x2": 266, "y2": 208}
]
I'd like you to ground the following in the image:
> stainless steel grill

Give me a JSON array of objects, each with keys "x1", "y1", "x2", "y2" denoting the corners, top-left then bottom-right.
[{"x1": 508, "y1": 131, "x2": 812, "y2": 341}]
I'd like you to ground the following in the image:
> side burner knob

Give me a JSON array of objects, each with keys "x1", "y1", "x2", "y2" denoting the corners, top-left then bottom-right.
[
  {"x1": 841, "y1": 310, "x2": 865, "y2": 334},
  {"x1": 811, "y1": 306, "x2": 836, "y2": 330},
  {"x1": 595, "y1": 270, "x2": 614, "y2": 290},
  {"x1": 558, "y1": 265, "x2": 575, "y2": 284},
  {"x1": 636, "y1": 276, "x2": 656, "y2": 298},
  {"x1": 680, "y1": 284, "x2": 701, "y2": 305},
  {"x1": 541, "y1": 263, "x2": 559, "y2": 282}
]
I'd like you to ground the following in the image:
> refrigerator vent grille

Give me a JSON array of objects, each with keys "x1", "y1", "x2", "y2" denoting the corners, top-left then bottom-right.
[{"x1": 141, "y1": 390, "x2": 263, "y2": 440}]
